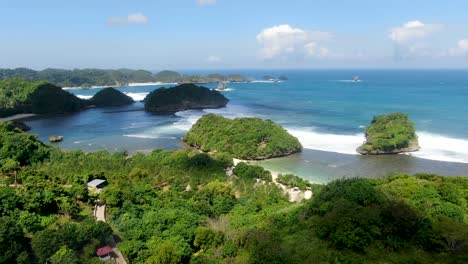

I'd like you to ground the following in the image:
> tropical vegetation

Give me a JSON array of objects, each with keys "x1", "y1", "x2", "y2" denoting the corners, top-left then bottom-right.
[
  {"x1": 144, "y1": 84, "x2": 229, "y2": 113},
  {"x1": 184, "y1": 114, "x2": 302, "y2": 160},
  {"x1": 0, "y1": 68, "x2": 248, "y2": 88},
  {"x1": 0, "y1": 122, "x2": 467, "y2": 263},
  {"x1": 358, "y1": 112, "x2": 419, "y2": 154},
  {"x1": 0, "y1": 79, "x2": 87, "y2": 117},
  {"x1": 89, "y1": 87, "x2": 134, "y2": 107}
]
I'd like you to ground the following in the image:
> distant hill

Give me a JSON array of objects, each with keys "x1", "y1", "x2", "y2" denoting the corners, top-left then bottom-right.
[{"x1": 0, "y1": 68, "x2": 248, "y2": 88}]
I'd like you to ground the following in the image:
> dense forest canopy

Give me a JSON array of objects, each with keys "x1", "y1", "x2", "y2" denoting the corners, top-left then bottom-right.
[
  {"x1": 0, "y1": 122, "x2": 467, "y2": 263},
  {"x1": 0, "y1": 68, "x2": 248, "y2": 88},
  {"x1": 184, "y1": 114, "x2": 302, "y2": 160},
  {"x1": 358, "y1": 112, "x2": 419, "y2": 154},
  {"x1": 0, "y1": 79, "x2": 87, "y2": 117}
]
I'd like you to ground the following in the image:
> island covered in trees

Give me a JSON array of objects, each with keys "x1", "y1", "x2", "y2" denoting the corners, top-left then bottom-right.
[
  {"x1": 0, "y1": 79, "x2": 87, "y2": 117},
  {"x1": 357, "y1": 112, "x2": 420, "y2": 155},
  {"x1": 144, "y1": 84, "x2": 229, "y2": 113},
  {"x1": 0, "y1": 121, "x2": 467, "y2": 263},
  {"x1": 89, "y1": 87, "x2": 134, "y2": 107},
  {"x1": 183, "y1": 114, "x2": 302, "y2": 160}
]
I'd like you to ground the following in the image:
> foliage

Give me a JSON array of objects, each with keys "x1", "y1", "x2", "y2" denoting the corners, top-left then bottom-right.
[
  {"x1": 0, "y1": 79, "x2": 86, "y2": 117},
  {"x1": 144, "y1": 84, "x2": 229, "y2": 112},
  {"x1": 358, "y1": 112, "x2": 418, "y2": 153},
  {"x1": 276, "y1": 174, "x2": 312, "y2": 191},
  {"x1": 0, "y1": 68, "x2": 247, "y2": 88},
  {"x1": 233, "y1": 162, "x2": 272, "y2": 182},
  {"x1": 184, "y1": 114, "x2": 302, "y2": 160},
  {"x1": 89, "y1": 87, "x2": 134, "y2": 106},
  {"x1": 0, "y1": 125, "x2": 467, "y2": 263}
]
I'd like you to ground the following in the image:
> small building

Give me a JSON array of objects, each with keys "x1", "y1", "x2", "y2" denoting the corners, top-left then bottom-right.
[
  {"x1": 96, "y1": 246, "x2": 113, "y2": 261},
  {"x1": 87, "y1": 179, "x2": 107, "y2": 193}
]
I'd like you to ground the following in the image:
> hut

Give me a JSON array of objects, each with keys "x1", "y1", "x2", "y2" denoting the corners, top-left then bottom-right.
[
  {"x1": 87, "y1": 179, "x2": 107, "y2": 193},
  {"x1": 96, "y1": 246, "x2": 113, "y2": 261}
]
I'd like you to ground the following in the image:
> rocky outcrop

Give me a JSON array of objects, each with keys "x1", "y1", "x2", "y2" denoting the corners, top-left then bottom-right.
[
  {"x1": 49, "y1": 135, "x2": 64, "y2": 142},
  {"x1": 183, "y1": 114, "x2": 302, "y2": 160},
  {"x1": 144, "y1": 84, "x2": 228, "y2": 113},
  {"x1": 357, "y1": 113, "x2": 420, "y2": 155}
]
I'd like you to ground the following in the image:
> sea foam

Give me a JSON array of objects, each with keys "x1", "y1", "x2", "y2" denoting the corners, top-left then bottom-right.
[{"x1": 287, "y1": 127, "x2": 468, "y2": 164}]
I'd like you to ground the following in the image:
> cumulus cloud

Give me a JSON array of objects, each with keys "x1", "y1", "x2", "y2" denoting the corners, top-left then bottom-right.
[
  {"x1": 206, "y1": 56, "x2": 222, "y2": 62},
  {"x1": 389, "y1": 20, "x2": 444, "y2": 59},
  {"x1": 389, "y1": 20, "x2": 443, "y2": 44},
  {"x1": 256, "y1": 24, "x2": 334, "y2": 59},
  {"x1": 196, "y1": 0, "x2": 217, "y2": 6},
  {"x1": 108, "y1": 13, "x2": 149, "y2": 25}
]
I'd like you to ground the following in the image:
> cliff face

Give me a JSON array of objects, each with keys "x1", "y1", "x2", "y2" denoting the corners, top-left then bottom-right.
[
  {"x1": 144, "y1": 84, "x2": 229, "y2": 113},
  {"x1": 90, "y1": 87, "x2": 134, "y2": 107},
  {"x1": 183, "y1": 114, "x2": 302, "y2": 160},
  {"x1": 357, "y1": 113, "x2": 420, "y2": 155}
]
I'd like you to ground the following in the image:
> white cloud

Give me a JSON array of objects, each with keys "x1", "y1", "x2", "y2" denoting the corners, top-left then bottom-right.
[
  {"x1": 196, "y1": 0, "x2": 217, "y2": 6},
  {"x1": 256, "y1": 24, "x2": 334, "y2": 59},
  {"x1": 108, "y1": 13, "x2": 149, "y2": 25},
  {"x1": 448, "y1": 39, "x2": 468, "y2": 56},
  {"x1": 389, "y1": 20, "x2": 443, "y2": 44},
  {"x1": 389, "y1": 20, "x2": 445, "y2": 59},
  {"x1": 206, "y1": 56, "x2": 222, "y2": 62}
]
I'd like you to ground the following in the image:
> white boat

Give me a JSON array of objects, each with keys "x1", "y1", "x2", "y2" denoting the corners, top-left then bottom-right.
[
  {"x1": 216, "y1": 81, "x2": 226, "y2": 91},
  {"x1": 353, "y1": 75, "x2": 360, "y2": 82}
]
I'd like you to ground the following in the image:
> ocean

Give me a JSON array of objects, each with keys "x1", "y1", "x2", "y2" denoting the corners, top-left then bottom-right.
[{"x1": 24, "y1": 70, "x2": 468, "y2": 183}]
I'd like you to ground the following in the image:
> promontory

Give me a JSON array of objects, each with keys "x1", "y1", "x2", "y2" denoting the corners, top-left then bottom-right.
[
  {"x1": 357, "y1": 112, "x2": 420, "y2": 155},
  {"x1": 183, "y1": 114, "x2": 302, "y2": 160},
  {"x1": 144, "y1": 84, "x2": 228, "y2": 113}
]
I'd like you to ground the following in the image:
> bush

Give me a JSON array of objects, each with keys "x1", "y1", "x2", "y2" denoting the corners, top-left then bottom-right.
[{"x1": 233, "y1": 162, "x2": 272, "y2": 182}]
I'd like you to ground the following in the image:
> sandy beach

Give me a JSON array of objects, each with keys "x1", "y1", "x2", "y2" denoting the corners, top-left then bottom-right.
[
  {"x1": 232, "y1": 158, "x2": 313, "y2": 202},
  {"x1": 0, "y1": 113, "x2": 36, "y2": 122}
]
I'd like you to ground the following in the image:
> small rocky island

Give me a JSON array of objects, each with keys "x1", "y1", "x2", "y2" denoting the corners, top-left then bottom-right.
[
  {"x1": 184, "y1": 114, "x2": 302, "y2": 160},
  {"x1": 89, "y1": 87, "x2": 134, "y2": 107},
  {"x1": 357, "y1": 112, "x2": 420, "y2": 155},
  {"x1": 144, "y1": 84, "x2": 229, "y2": 113}
]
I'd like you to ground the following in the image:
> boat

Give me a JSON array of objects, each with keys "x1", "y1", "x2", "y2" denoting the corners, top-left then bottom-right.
[
  {"x1": 353, "y1": 75, "x2": 360, "y2": 82},
  {"x1": 216, "y1": 81, "x2": 226, "y2": 91}
]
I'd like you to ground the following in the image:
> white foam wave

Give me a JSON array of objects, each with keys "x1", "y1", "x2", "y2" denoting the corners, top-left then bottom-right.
[
  {"x1": 124, "y1": 92, "x2": 149, "y2": 101},
  {"x1": 413, "y1": 132, "x2": 468, "y2": 163},
  {"x1": 287, "y1": 128, "x2": 468, "y2": 163},
  {"x1": 76, "y1": 95, "x2": 93, "y2": 99},
  {"x1": 251, "y1": 80, "x2": 284, "y2": 83},
  {"x1": 334, "y1": 80, "x2": 363, "y2": 83},
  {"x1": 287, "y1": 128, "x2": 364, "y2": 155}
]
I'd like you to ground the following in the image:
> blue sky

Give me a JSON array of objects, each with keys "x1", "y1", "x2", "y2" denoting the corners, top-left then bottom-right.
[{"x1": 1, "y1": 0, "x2": 468, "y2": 70}]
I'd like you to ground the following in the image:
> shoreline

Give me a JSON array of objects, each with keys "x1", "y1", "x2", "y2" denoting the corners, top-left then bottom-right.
[
  {"x1": 62, "y1": 82, "x2": 177, "y2": 90},
  {"x1": 232, "y1": 158, "x2": 313, "y2": 202},
  {"x1": 0, "y1": 113, "x2": 37, "y2": 122}
]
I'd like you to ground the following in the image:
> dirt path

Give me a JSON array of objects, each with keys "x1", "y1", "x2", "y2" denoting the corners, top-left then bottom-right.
[{"x1": 94, "y1": 202, "x2": 128, "y2": 264}]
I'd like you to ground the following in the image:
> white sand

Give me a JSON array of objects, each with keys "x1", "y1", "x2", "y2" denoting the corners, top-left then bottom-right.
[
  {"x1": 231, "y1": 158, "x2": 313, "y2": 203},
  {"x1": 0, "y1": 113, "x2": 36, "y2": 122}
]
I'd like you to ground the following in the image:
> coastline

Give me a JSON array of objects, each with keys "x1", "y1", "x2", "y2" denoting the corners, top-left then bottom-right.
[
  {"x1": 62, "y1": 82, "x2": 177, "y2": 90},
  {"x1": 232, "y1": 158, "x2": 313, "y2": 202},
  {"x1": 0, "y1": 113, "x2": 37, "y2": 122}
]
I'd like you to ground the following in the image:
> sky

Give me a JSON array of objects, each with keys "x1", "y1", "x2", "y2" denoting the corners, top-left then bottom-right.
[{"x1": 1, "y1": 0, "x2": 468, "y2": 70}]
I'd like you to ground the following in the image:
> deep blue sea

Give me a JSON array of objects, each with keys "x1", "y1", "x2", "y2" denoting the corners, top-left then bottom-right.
[{"x1": 24, "y1": 70, "x2": 468, "y2": 182}]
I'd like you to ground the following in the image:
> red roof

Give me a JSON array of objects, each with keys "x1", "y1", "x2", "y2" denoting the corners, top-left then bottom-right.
[{"x1": 96, "y1": 246, "x2": 113, "y2": 257}]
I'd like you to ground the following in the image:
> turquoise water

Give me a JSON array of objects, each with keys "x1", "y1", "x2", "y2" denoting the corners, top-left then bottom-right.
[{"x1": 24, "y1": 70, "x2": 468, "y2": 182}]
